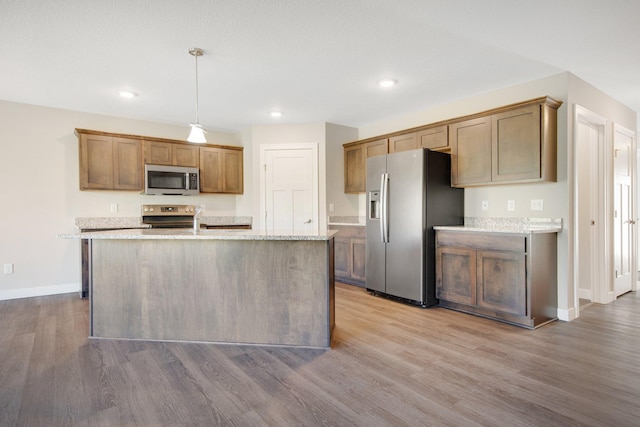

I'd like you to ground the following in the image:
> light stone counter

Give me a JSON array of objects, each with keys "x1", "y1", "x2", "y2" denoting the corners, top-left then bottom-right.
[
  {"x1": 61, "y1": 228, "x2": 337, "y2": 241},
  {"x1": 434, "y1": 217, "x2": 562, "y2": 234},
  {"x1": 75, "y1": 216, "x2": 252, "y2": 230}
]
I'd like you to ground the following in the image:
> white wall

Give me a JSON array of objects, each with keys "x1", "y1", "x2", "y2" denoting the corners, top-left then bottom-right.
[
  {"x1": 0, "y1": 100, "x2": 241, "y2": 299},
  {"x1": 325, "y1": 123, "x2": 359, "y2": 218}
]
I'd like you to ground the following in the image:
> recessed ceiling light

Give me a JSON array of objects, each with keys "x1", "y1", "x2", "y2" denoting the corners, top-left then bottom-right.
[
  {"x1": 378, "y1": 79, "x2": 397, "y2": 88},
  {"x1": 270, "y1": 111, "x2": 283, "y2": 118},
  {"x1": 119, "y1": 90, "x2": 138, "y2": 98}
]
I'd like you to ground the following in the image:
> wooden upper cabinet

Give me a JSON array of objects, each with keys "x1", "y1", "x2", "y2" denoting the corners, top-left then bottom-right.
[
  {"x1": 144, "y1": 141, "x2": 199, "y2": 168},
  {"x1": 113, "y1": 138, "x2": 143, "y2": 190},
  {"x1": 199, "y1": 147, "x2": 243, "y2": 194},
  {"x1": 492, "y1": 104, "x2": 541, "y2": 182},
  {"x1": 364, "y1": 138, "x2": 388, "y2": 158},
  {"x1": 344, "y1": 143, "x2": 365, "y2": 193},
  {"x1": 418, "y1": 124, "x2": 448, "y2": 151},
  {"x1": 492, "y1": 103, "x2": 556, "y2": 183},
  {"x1": 451, "y1": 97, "x2": 559, "y2": 187},
  {"x1": 342, "y1": 96, "x2": 560, "y2": 189},
  {"x1": 450, "y1": 116, "x2": 492, "y2": 187},
  {"x1": 79, "y1": 133, "x2": 142, "y2": 191},
  {"x1": 77, "y1": 128, "x2": 243, "y2": 193},
  {"x1": 388, "y1": 132, "x2": 418, "y2": 153},
  {"x1": 343, "y1": 138, "x2": 388, "y2": 193}
]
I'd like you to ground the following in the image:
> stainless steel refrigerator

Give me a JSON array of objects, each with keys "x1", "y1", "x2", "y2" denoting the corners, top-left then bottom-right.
[{"x1": 366, "y1": 149, "x2": 464, "y2": 306}]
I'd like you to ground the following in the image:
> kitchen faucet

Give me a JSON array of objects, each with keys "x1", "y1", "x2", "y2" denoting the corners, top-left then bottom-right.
[{"x1": 193, "y1": 206, "x2": 203, "y2": 233}]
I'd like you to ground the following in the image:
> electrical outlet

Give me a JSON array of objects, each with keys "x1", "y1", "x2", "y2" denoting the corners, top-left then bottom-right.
[
  {"x1": 531, "y1": 199, "x2": 544, "y2": 211},
  {"x1": 481, "y1": 200, "x2": 489, "y2": 211},
  {"x1": 4, "y1": 263, "x2": 14, "y2": 274},
  {"x1": 110, "y1": 203, "x2": 118, "y2": 213},
  {"x1": 507, "y1": 200, "x2": 515, "y2": 211}
]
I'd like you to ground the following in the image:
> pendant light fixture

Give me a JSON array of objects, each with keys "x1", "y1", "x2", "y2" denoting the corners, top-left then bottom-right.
[{"x1": 187, "y1": 47, "x2": 207, "y2": 143}]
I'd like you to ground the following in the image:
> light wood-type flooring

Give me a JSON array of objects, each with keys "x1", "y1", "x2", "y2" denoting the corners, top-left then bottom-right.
[{"x1": 1, "y1": 283, "x2": 639, "y2": 426}]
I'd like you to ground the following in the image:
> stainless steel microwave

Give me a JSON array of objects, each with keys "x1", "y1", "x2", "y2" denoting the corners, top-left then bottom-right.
[{"x1": 144, "y1": 164, "x2": 200, "y2": 196}]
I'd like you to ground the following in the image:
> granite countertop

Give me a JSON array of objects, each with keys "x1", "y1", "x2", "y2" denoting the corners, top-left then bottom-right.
[
  {"x1": 75, "y1": 216, "x2": 252, "y2": 230},
  {"x1": 60, "y1": 228, "x2": 337, "y2": 241},
  {"x1": 434, "y1": 217, "x2": 562, "y2": 234}
]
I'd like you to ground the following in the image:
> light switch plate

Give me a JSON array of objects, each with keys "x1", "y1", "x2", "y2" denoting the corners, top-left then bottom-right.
[
  {"x1": 507, "y1": 200, "x2": 515, "y2": 211},
  {"x1": 4, "y1": 263, "x2": 13, "y2": 274},
  {"x1": 110, "y1": 203, "x2": 118, "y2": 213}
]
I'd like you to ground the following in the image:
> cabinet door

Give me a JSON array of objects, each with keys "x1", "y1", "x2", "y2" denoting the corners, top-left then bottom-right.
[
  {"x1": 200, "y1": 147, "x2": 243, "y2": 193},
  {"x1": 199, "y1": 147, "x2": 223, "y2": 193},
  {"x1": 476, "y1": 251, "x2": 526, "y2": 316},
  {"x1": 492, "y1": 104, "x2": 541, "y2": 182},
  {"x1": 389, "y1": 133, "x2": 418, "y2": 153},
  {"x1": 221, "y1": 149, "x2": 243, "y2": 194},
  {"x1": 334, "y1": 236, "x2": 351, "y2": 279},
  {"x1": 364, "y1": 138, "x2": 388, "y2": 158},
  {"x1": 112, "y1": 138, "x2": 143, "y2": 190},
  {"x1": 344, "y1": 143, "x2": 365, "y2": 193},
  {"x1": 351, "y1": 238, "x2": 366, "y2": 282},
  {"x1": 173, "y1": 144, "x2": 199, "y2": 168},
  {"x1": 144, "y1": 141, "x2": 173, "y2": 165},
  {"x1": 436, "y1": 246, "x2": 476, "y2": 305},
  {"x1": 418, "y1": 125, "x2": 448, "y2": 151},
  {"x1": 80, "y1": 134, "x2": 114, "y2": 190},
  {"x1": 450, "y1": 116, "x2": 492, "y2": 186}
]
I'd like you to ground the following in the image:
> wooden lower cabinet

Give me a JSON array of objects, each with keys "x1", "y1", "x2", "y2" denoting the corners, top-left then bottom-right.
[
  {"x1": 435, "y1": 230, "x2": 557, "y2": 328},
  {"x1": 330, "y1": 225, "x2": 365, "y2": 287}
]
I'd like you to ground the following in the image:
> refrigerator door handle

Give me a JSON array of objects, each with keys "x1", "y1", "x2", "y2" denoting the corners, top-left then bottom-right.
[{"x1": 381, "y1": 173, "x2": 389, "y2": 243}]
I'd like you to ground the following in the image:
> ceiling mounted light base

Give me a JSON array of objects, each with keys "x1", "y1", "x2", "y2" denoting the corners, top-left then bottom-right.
[{"x1": 189, "y1": 47, "x2": 204, "y2": 58}]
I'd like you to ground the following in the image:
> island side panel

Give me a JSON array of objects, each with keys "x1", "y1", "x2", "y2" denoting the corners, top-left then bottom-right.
[{"x1": 91, "y1": 238, "x2": 333, "y2": 348}]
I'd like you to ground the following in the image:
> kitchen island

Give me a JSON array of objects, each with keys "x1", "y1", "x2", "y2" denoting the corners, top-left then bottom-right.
[{"x1": 60, "y1": 228, "x2": 336, "y2": 348}]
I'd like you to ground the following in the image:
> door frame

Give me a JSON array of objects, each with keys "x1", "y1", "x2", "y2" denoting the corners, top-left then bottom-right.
[
  {"x1": 573, "y1": 105, "x2": 612, "y2": 313},
  {"x1": 259, "y1": 143, "x2": 319, "y2": 232}
]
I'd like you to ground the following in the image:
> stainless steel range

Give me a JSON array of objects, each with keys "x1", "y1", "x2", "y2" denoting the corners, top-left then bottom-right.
[{"x1": 141, "y1": 204, "x2": 197, "y2": 228}]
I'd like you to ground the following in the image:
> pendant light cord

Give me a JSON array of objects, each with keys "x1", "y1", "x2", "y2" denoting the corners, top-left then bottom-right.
[{"x1": 194, "y1": 51, "x2": 200, "y2": 124}]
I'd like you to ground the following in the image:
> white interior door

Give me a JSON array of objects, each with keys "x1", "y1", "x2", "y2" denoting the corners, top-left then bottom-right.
[
  {"x1": 613, "y1": 124, "x2": 636, "y2": 297},
  {"x1": 260, "y1": 144, "x2": 318, "y2": 233},
  {"x1": 575, "y1": 105, "x2": 611, "y2": 305}
]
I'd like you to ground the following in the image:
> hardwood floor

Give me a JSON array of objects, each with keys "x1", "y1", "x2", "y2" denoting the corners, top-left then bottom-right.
[{"x1": 1, "y1": 283, "x2": 639, "y2": 426}]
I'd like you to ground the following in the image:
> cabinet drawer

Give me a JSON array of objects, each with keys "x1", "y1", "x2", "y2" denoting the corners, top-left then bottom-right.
[{"x1": 437, "y1": 231, "x2": 525, "y2": 253}]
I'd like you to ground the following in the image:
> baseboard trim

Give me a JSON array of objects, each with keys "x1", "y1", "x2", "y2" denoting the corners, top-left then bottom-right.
[
  {"x1": 558, "y1": 307, "x2": 576, "y2": 321},
  {"x1": 0, "y1": 283, "x2": 80, "y2": 301}
]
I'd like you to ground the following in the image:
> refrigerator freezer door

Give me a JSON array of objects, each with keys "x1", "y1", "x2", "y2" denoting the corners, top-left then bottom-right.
[
  {"x1": 385, "y1": 149, "x2": 425, "y2": 302},
  {"x1": 365, "y1": 155, "x2": 387, "y2": 294}
]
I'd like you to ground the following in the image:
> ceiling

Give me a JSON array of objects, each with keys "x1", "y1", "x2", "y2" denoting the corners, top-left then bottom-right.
[{"x1": 1, "y1": 0, "x2": 638, "y2": 133}]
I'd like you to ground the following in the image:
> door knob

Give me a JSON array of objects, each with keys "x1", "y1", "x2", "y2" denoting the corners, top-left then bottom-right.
[{"x1": 304, "y1": 219, "x2": 312, "y2": 224}]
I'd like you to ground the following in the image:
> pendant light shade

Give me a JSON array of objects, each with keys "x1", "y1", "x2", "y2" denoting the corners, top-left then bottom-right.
[
  {"x1": 188, "y1": 123, "x2": 207, "y2": 143},
  {"x1": 187, "y1": 47, "x2": 207, "y2": 143}
]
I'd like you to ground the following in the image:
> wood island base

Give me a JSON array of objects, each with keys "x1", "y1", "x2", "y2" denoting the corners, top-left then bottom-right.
[{"x1": 88, "y1": 236, "x2": 335, "y2": 348}]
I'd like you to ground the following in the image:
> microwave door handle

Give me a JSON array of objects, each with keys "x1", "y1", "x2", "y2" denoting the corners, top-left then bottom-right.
[{"x1": 185, "y1": 172, "x2": 191, "y2": 190}]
